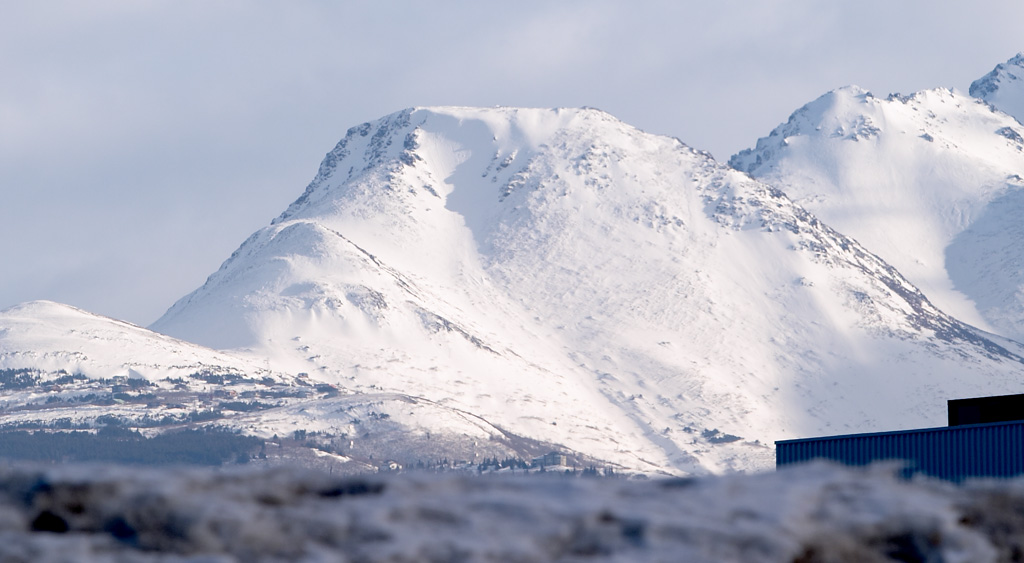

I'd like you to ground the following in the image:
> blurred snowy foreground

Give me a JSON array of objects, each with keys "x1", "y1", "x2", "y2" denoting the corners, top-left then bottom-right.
[{"x1": 0, "y1": 461, "x2": 1021, "y2": 562}]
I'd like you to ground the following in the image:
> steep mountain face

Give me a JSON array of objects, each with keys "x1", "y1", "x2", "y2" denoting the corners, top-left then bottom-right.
[
  {"x1": 731, "y1": 86, "x2": 1024, "y2": 342},
  {"x1": 151, "y1": 106, "x2": 1024, "y2": 474},
  {"x1": 972, "y1": 52, "x2": 1024, "y2": 123}
]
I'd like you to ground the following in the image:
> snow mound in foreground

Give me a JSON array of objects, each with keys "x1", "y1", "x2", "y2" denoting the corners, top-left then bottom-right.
[{"x1": 1, "y1": 461, "x2": 1021, "y2": 561}]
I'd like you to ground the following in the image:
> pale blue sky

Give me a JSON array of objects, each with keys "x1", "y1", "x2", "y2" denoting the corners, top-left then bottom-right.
[{"x1": 3, "y1": 0, "x2": 1022, "y2": 325}]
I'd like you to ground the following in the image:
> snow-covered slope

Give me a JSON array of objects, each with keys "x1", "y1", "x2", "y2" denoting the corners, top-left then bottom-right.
[
  {"x1": 0, "y1": 300, "x2": 275, "y2": 381},
  {"x1": 152, "y1": 106, "x2": 1024, "y2": 475},
  {"x1": 0, "y1": 301, "x2": 561, "y2": 471},
  {"x1": 972, "y1": 52, "x2": 1024, "y2": 123},
  {"x1": 731, "y1": 85, "x2": 1024, "y2": 342}
]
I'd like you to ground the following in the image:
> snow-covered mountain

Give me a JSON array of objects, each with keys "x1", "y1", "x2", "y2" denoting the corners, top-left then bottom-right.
[
  {"x1": 972, "y1": 52, "x2": 1024, "y2": 123},
  {"x1": 148, "y1": 106, "x2": 1024, "y2": 475},
  {"x1": 730, "y1": 83, "x2": 1024, "y2": 342}
]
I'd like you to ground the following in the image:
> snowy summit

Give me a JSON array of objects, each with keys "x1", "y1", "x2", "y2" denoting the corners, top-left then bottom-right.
[{"x1": 971, "y1": 52, "x2": 1024, "y2": 123}]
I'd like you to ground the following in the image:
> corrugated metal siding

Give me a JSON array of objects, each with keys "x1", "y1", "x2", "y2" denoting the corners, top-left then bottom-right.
[{"x1": 776, "y1": 421, "x2": 1024, "y2": 482}]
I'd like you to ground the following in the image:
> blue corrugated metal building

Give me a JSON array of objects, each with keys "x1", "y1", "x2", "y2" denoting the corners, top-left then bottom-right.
[{"x1": 777, "y1": 393, "x2": 1024, "y2": 482}]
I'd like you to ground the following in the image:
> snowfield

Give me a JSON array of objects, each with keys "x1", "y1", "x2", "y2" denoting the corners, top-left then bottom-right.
[
  {"x1": 0, "y1": 300, "x2": 284, "y2": 384},
  {"x1": 0, "y1": 461, "x2": 1022, "y2": 562}
]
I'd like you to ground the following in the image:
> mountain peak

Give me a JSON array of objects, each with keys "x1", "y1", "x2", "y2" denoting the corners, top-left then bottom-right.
[
  {"x1": 2, "y1": 299, "x2": 79, "y2": 316},
  {"x1": 970, "y1": 53, "x2": 1024, "y2": 123},
  {"x1": 1, "y1": 300, "x2": 141, "y2": 329},
  {"x1": 731, "y1": 78, "x2": 1024, "y2": 342},
  {"x1": 270, "y1": 106, "x2": 633, "y2": 227},
  {"x1": 828, "y1": 84, "x2": 872, "y2": 97},
  {"x1": 970, "y1": 52, "x2": 1024, "y2": 97},
  {"x1": 728, "y1": 85, "x2": 885, "y2": 176},
  {"x1": 730, "y1": 85, "x2": 981, "y2": 176}
]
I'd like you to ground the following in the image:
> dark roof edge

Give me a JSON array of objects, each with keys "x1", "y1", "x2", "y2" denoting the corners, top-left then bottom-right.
[{"x1": 776, "y1": 418, "x2": 1024, "y2": 446}]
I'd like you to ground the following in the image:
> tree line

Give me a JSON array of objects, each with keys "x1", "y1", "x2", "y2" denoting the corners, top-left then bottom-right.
[{"x1": 0, "y1": 427, "x2": 263, "y2": 466}]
